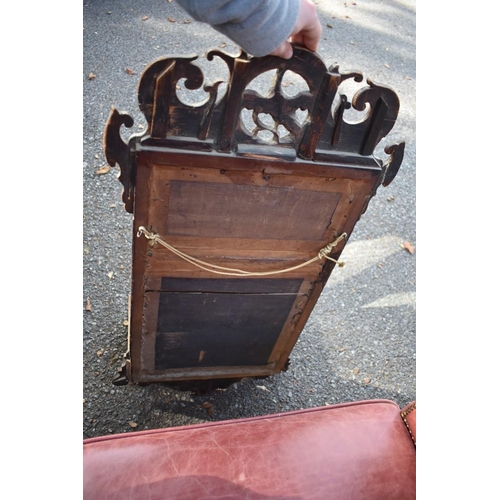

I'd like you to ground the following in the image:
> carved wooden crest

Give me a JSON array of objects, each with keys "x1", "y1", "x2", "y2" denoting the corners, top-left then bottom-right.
[{"x1": 106, "y1": 45, "x2": 404, "y2": 214}]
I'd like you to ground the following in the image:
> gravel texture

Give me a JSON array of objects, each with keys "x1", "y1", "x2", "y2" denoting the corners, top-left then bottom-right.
[{"x1": 83, "y1": 0, "x2": 416, "y2": 439}]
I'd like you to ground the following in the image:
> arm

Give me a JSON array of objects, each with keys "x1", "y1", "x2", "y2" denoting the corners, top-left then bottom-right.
[{"x1": 176, "y1": 0, "x2": 322, "y2": 58}]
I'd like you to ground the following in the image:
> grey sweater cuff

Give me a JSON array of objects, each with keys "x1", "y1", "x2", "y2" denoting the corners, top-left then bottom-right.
[{"x1": 176, "y1": 0, "x2": 300, "y2": 57}]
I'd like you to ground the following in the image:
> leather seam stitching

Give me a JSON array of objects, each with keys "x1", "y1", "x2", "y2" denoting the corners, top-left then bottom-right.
[{"x1": 400, "y1": 402, "x2": 416, "y2": 447}]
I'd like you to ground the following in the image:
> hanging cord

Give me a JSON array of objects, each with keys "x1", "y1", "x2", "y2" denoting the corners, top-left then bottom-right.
[{"x1": 136, "y1": 226, "x2": 346, "y2": 277}]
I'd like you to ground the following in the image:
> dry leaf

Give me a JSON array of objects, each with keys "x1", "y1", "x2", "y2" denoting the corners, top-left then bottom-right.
[
  {"x1": 327, "y1": 23, "x2": 333, "y2": 28},
  {"x1": 202, "y1": 402, "x2": 213, "y2": 409},
  {"x1": 129, "y1": 422, "x2": 138, "y2": 428},
  {"x1": 88, "y1": 72, "x2": 96, "y2": 80},
  {"x1": 363, "y1": 377, "x2": 371, "y2": 384},
  {"x1": 208, "y1": 406, "x2": 214, "y2": 416},
  {"x1": 96, "y1": 165, "x2": 110, "y2": 175},
  {"x1": 142, "y1": 15, "x2": 149, "y2": 21},
  {"x1": 125, "y1": 68, "x2": 136, "y2": 75},
  {"x1": 85, "y1": 298, "x2": 92, "y2": 311},
  {"x1": 402, "y1": 241, "x2": 415, "y2": 254},
  {"x1": 183, "y1": 19, "x2": 192, "y2": 24},
  {"x1": 168, "y1": 17, "x2": 176, "y2": 22}
]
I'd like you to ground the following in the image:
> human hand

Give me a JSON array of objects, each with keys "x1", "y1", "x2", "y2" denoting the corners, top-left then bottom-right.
[{"x1": 270, "y1": 0, "x2": 323, "y2": 59}]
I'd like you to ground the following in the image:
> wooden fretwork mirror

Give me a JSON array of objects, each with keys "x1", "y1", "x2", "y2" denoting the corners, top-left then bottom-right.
[{"x1": 104, "y1": 45, "x2": 404, "y2": 390}]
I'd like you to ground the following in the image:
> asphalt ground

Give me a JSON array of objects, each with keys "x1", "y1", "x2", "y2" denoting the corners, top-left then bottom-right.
[{"x1": 82, "y1": 0, "x2": 416, "y2": 439}]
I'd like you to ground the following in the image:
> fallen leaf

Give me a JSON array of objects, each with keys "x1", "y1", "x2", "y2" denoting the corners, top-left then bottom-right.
[
  {"x1": 402, "y1": 241, "x2": 415, "y2": 254},
  {"x1": 353, "y1": 368, "x2": 359, "y2": 375},
  {"x1": 88, "y1": 72, "x2": 95, "y2": 80},
  {"x1": 168, "y1": 17, "x2": 176, "y2": 22},
  {"x1": 129, "y1": 422, "x2": 138, "y2": 428},
  {"x1": 208, "y1": 406, "x2": 214, "y2": 416},
  {"x1": 198, "y1": 350, "x2": 205, "y2": 362},
  {"x1": 183, "y1": 19, "x2": 192, "y2": 24},
  {"x1": 95, "y1": 165, "x2": 110, "y2": 175},
  {"x1": 142, "y1": 15, "x2": 149, "y2": 21},
  {"x1": 363, "y1": 377, "x2": 371, "y2": 384},
  {"x1": 97, "y1": 350, "x2": 103, "y2": 358},
  {"x1": 202, "y1": 402, "x2": 213, "y2": 409},
  {"x1": 85, "y1": 298, "x2": 92, "y2": 311},
  {"x1": 327, "y1": 23, "x2": 333, "y2": 28},
  {"x1": 125, "y1": 68, "x2": 136, "y2": 75}
]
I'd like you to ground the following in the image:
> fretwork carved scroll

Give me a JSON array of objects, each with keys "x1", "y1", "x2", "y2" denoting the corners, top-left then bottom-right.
[{"x1": 104, "y1": 44, "x2": 404, "y2": 213}]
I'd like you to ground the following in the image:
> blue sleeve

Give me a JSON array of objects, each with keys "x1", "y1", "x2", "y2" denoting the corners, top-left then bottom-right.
[{"x1": 176, "y1": 0, "x2": 300, "y2": 57}]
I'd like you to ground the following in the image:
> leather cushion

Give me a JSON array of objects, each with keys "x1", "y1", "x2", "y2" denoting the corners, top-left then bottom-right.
[{"x1": 83, "y1": 399, "x2": 416, "y2": 499}]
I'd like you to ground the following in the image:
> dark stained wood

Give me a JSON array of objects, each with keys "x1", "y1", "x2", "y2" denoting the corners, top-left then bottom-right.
[
  {"x1": 104, "y1": 44, "x2": 405, "y2": 386},
  {"x1": 154, "y1": 288, "x2": 301, "y2": 369}
]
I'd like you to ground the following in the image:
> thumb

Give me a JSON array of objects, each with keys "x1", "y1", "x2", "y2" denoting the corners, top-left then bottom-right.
[{"x1": 269, "y1": 40, "x2": 294, "y2": 59}]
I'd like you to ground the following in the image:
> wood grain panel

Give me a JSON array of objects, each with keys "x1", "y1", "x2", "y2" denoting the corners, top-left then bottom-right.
[
  {"x1": 154, "y1": 288, "x2": 300, "y2": 370},
  {"x1": 166, "y1": 181, "x2": 341, "y2": 240}
]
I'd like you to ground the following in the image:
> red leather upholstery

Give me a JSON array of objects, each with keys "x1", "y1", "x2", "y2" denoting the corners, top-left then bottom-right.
[{"x1": 83, "y1": 399, "x2": 416, "y2": 500}]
